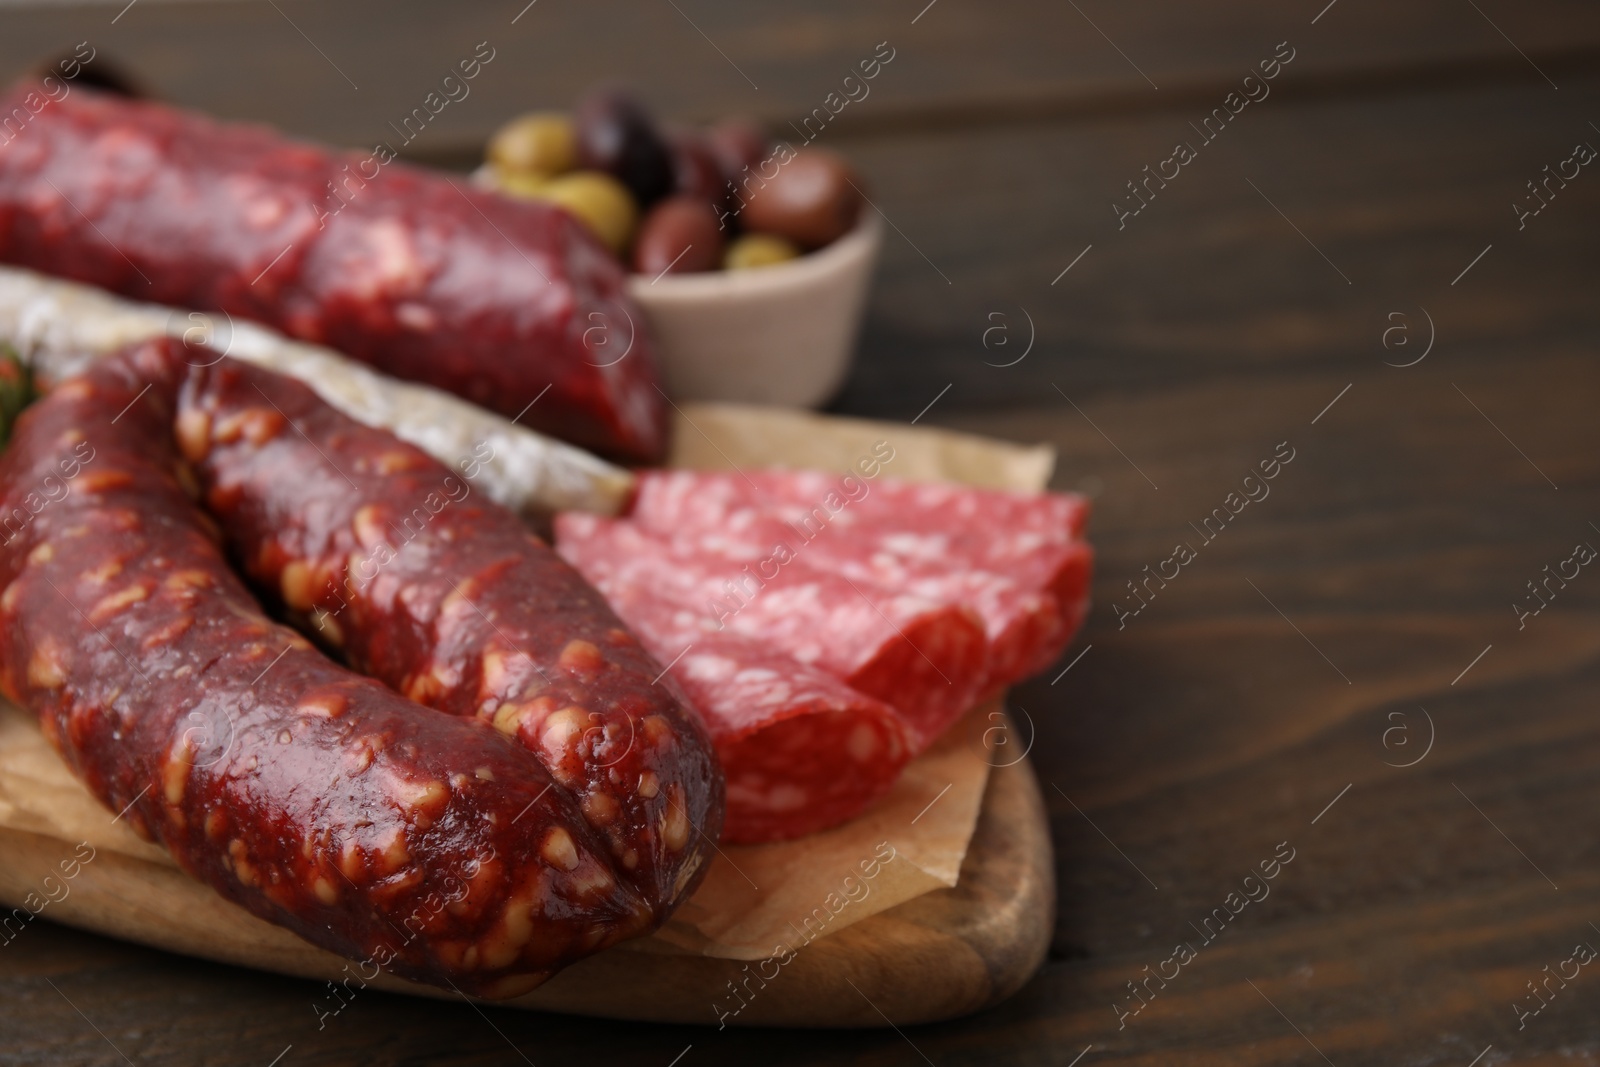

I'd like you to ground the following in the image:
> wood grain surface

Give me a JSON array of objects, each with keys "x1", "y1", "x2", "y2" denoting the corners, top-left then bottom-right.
[{"x1": 1, "y1": 0, "x2": 1598, "y2": 1064}]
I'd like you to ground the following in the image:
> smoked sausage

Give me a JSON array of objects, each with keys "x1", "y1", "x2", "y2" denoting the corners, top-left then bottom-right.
[
  {"x1": 173, "y1": 341, "x2": 720, "y2": 903},
  {"x1": 0, "y1": 83, "x2": 667, "y2": 461},
  {"x1": 0, "y1": 338, "x2": 718, "y2": 996}
]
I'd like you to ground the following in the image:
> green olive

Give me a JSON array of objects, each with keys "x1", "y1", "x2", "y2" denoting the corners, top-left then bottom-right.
[
  {"x1": 492, "y1": 170, "x2": 554, "y2": 200},
  {"x1": 537, "y1": 171, "x2": 639, "y2": 254},
  {"x1": 488, "y1": 112, "x2": 578, "y2": 178},
  {"x1": 723, "y1": 233, "x2": 800, "y2": 271}
]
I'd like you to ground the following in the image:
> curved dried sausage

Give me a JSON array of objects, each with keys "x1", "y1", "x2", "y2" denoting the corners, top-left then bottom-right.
[
  {"x1": 0, "y1": 338, "x2": 718, "y2": 996},
  {"x1": 176, "y1": 345, "x2": 719, "y2": 902}
]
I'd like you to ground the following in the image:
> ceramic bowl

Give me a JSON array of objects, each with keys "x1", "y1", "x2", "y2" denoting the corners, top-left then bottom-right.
[{"x1": 627, "y1": 213, "x2": 882, "y2": 408}]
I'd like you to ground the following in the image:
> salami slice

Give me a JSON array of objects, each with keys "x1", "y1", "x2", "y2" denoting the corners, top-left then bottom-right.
[
  {"x1": 631, "y1": 469, "x2": 1090, "y2": 543},
  {"x1": 0, "y1": 338, "x2": 717, "y2": 996},
  {"x1": 555, "y1": 512, "x2": 987, "y2": 746},
  {"x1": 0, "y1": 83, "x2": 666, "y2": 461},
  {"x1": 702, "y1": 653, "x2": 909, "y2": 844},
  {"x1": 627, "y1": 469, "x2": 1093, "y2": 687},
  {"x1": 556, "y1": 519, "x2": 913, "y2": 843}
]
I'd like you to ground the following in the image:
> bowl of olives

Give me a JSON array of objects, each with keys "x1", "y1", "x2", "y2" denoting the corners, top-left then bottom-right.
[{"x1": 480, "y1": 89, "x2": 882, "y2": 408}]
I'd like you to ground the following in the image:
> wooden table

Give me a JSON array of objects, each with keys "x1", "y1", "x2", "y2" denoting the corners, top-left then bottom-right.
[{"x1": 3, "y1": 1, "x2": 1599, "y2": 1063}]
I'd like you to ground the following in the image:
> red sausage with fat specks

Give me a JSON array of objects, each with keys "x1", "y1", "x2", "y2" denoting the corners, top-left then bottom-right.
[
  {"x1": 174, "y1": 343, "x2": 719, "y2": 904},
  {"x1": 0, "y1": 339, "x2": 719, "y2": 995},
  {"x1": 0, "y1": 83, "x2": 666, "y2": 461}
]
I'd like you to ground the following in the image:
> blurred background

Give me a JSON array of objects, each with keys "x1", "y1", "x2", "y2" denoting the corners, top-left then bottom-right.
[
  {"x1": 2, "y1": 2, "x2": 1598, "y2": 1065},
  {"x1": 6, "y1": 0, "x2": 1594, "y2": 422}
]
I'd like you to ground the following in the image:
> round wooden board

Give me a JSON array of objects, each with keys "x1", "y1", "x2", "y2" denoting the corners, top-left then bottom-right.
[{"x1": 0, "y1": 752, "x2": 1052, "y2": 1028}]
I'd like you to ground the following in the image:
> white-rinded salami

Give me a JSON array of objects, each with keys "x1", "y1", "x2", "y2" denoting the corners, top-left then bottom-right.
[{"x1": 0, "y1": 265, "x2": 633, "y2": 522}]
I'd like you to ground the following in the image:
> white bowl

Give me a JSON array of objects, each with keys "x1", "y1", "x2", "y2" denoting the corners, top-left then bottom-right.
[{"x1": 627, "y1": 213, "x2": 882, "y2": 408}]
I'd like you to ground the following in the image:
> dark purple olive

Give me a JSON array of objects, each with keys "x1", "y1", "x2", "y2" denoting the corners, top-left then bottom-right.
[
  {"x1": 574, "y1": 89, "x2": 675, "y2": 207},
  {"x1": 739, "y1": 148, "x2": 862, "y2": 250},
  {"x1": 669, "y1": 130, "x2": 726, "y2": 207},
  {"x1": 29, "y1": 46, "x2": 142, "y2": 98},
  {"x1": 631, "y1": 196, "x2": 724, "y2": 276},
  {"x1": 705, "y1": 118, "x2": 769, "y2": 188}
]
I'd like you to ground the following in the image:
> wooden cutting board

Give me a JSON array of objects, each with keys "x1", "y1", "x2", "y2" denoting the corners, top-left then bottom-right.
[
  {"x1": 0, "y1": 402, "x2": 1061, "y2": 1028},
  {"x1": 0, "y1": 746, "x2": 1052, "y2": 1027}
]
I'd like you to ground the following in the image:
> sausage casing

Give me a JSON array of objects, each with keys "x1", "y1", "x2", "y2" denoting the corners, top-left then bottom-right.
[{"x1": 0, "y1": 339, "x2": 719, "y2": 996}]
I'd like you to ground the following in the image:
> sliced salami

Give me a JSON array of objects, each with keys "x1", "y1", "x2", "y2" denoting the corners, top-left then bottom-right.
[
  {"x1": 627, "y1": 470, "x2": 1093, "y2": 688},
  {"x1": 556, "y1": 520, "x2": 913, "y2": 843},
  {"x1": 554, "y1": 512, "x2": 987, "y2": 745},
  {"x1": 629, "y1": 469, "x2": 1089, "y2": 543}
]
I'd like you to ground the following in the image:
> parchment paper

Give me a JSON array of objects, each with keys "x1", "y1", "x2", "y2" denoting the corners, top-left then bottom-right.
[{"x1": 0, "y1": 401, "x2": 1055, "y2": 967}]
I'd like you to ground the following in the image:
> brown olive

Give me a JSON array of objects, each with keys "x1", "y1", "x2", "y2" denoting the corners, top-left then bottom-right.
[
  {"x1": 574, "y1": 89, "x2": 675, "y2": 207},
  {"x1": 632, "y1": 196, "x2": 723, "y2": 276},
  {"x1": 723, "y1": 233, "x2": 800, "y2": 271},
  {"x1": 738, "y1": 148, "x2": 862, "y2": 250},
  {"x1": 488, "y1": 112, "x2": 577, "y2": 178}
]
